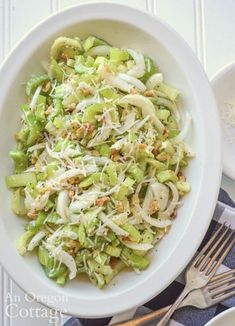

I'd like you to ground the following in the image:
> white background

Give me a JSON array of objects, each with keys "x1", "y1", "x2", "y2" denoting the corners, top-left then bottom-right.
[{"x1": 1, "y1": 0, "x2": 235, "y2": 325}]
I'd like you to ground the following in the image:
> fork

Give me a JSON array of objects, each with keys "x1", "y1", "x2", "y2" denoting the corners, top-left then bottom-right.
[
  {"x1": 111, "y1": 269, "x2": 235, "y2": 326},
  {"x1": 156, "y1": 224, "x2": 235, "y2": 326}
]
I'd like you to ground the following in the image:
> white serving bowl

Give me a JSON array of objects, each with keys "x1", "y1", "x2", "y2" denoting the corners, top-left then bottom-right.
[
  {"x1": 0, "y1": 2, "x2": 221, "y2": 318},
  {"x1": 211, "y1": 61, "x2": 235, "y2": 181},
  {"x1": 205, "y1": 307, "x2": 235, "y2": 326}
]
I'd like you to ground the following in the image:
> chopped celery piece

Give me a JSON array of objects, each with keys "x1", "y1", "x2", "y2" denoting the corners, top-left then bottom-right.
[
  {"x1": 105, "y1": 259, "x2": 125, "y2": 284},
  {"x1": 106, "y1": 163, "x2": 118, "y2": 186},
  {"x1": 142, "y1": 230, "x2": 154, "y2": 244},
  {"x1": 105, "y1": 245, "x2": 122, "y2": 257},
  {"x1": 26, "y1": 74, "x2": 50, "y2": 96},
  {"x1": 56, "y1": 270, "x2": 68, "y2": 285},
  {"x1": 38, "y1": 246, "x2": 54, "y2": 269},
  {"x1": 79, "y1": 173, "x2": 105, "y2": 188},
  {"x1": 27, "y1": 212, "x2": 47, "y2": 231},
  {"x1": 11, "y1": 188, "x2": 27, "y2": 215},
  {"x1": 157, "y1": 170, "x2": 178, "y2": 183},
  {"x1": 121, "y1": 248, "x2": 150, "y2": 270},
  {"x1": 115, "y1": 177, "x2": 135, "y2": 200},
  {"x1": 156, "y1": 109, "x2": 170, "y2": 123},
  {"x1": 9, "y1": 150, "x2": 28, "y2": 172},
  {"x1": 176, "y1": 181, "x2": 190, "y2": 194},
  {"x1": 99, "y1": 87, "x2": 120, "y2": 100},
  {"x1": 145, "y1": 158, "x2": 167, "y2": 171},
  {"x1": 50, "y1": 58, "x2": 64, "y2": 83},
  {"x1": 122, "y1": 223, "x2": 141, "y2": 242},
  {"x1": 82, "y1": 36, "x2": 107, "y2": 52},
  {"x1": 110, "y1": 47, "x2": 129, "y2": 62},
  {"x1": 157, "y1": 83, "x2": 179, "y2": 101},
  {"x1": 82, "y1": 103, "x2": 104, "y2": 123},
  {"x1": 6, "y1": 172, "x2": 37, "y2": 188},
  {"x1": 16, "y1": 230, "x2": 37, "y2": 255},
  {"x1": 99, "y1": 144, "x2": 111, "y2": 157},
  {"x1": 141, "y1": 57, "x2": 157, "y2": 83},
  {"x1": 87, "y1": 259, "x2": 112, "y2": 276},
  {"x1": 127, "y1": 164, "x2": 144, "y2": 182}
]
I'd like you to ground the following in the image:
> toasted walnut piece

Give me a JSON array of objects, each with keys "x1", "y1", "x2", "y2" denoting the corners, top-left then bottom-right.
[
  {"x1": 42, "y1": 81, "x2": 51, "y2": 93},
  {"x1": 144, "y1": 90, "x2": 155, "y2": 97},
  {"x1": 96, "y1": 197, "x2": 110, "y2": 206},
  {"x1": 61, "y1": 130, "x2": 68, "y2": 139},
  {"x1": 156, "y1": 152, "x2": 170, "y2": 162},
  {"x1": 130, "y1": 87, "x2": 138, "y2": 95},
  {"x1": 115, "y1": 201, "x2": 124, "y2": 213},
  {"x1": 60, "y1": 52, "x2": 69, "y2": 60},
  {"x1": 68, "y1": 177, "x2": 80, "y2": 185},
  {"x1": 31, "y1": 156, "x2": 37, "y2": 165},
  {"x1": 45, "y1": 106, "x2": 53, "y2": 116},
  {"x1": 152, "y1": 140, "x2": 162, "y2": 155},
  {"x1": 68, "y1": 189, "x2": 75, "y2": 199},
  {"x1": 76, "y1": 126, "x2": 85, "y2": 139},
  {"x1": 139, "y1": 143, "x2": 147, "y2": 150},
  {"x1": 27, "y1": 210, "x2": 38, "y2": 220},
  {"x1": 148, "y1": 200, "x2": 159, "y2": 215},
  {"x1": 170, "y1": 210, "x2": 177, "y2": 219},
  {"x1": 177, "y1": 172, "x2": 186, "y2": 182},
  {"x1": 163, "y1": 128, "x2": 169, "y2": 139},
  {"x1": 84, "y1": 123, "x2": 94, "y2": 133},
  {"x1": 66, "y1": 103, "x2": 76, "y2": 112},
  {"x1": 111, "y1": 149, "x2": 120, "y2": 161}
]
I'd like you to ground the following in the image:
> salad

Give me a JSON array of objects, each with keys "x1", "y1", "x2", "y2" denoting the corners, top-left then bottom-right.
[{"x1": 6, "y1": 35, "x2": 193, "y2": 288}]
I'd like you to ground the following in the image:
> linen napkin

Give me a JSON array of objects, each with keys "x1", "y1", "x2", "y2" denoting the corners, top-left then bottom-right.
[{"x1": 64, "y1": 188, "x2": 235, "y2": 326}]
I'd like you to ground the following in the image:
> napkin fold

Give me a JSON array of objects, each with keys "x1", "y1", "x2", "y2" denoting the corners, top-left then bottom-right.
[{"x1": 65, "y1": 188, "x2": 235, "y2": 326}]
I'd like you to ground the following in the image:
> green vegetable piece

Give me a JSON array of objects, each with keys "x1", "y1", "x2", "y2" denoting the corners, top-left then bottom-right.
[
  {"x1": 16, "y1": 230, "x2": 37, "y2": 255},
  {"x1": 46, "y1": 264, "x2": 67, "y2": 279},
  {"x1": 50, "y1": 36, "x2": 83, "y2": 59},
  {"x1": 27, "y1": 212, "x2": 47, "y2": 231},
  {"x1": 157, "y1": 170, "x2": 178, "y2": 183},
  {"x1": 122, "y1": 223, "x2": 141, "y2": 243},
  {"x1": 127, "y1": 164, "x2": 144, "y2": 183},
  {"x1": 99, "y1": 87, "x2": 120, "y2": 100},
  {"x1": 141, "y1": 57, "x2": 157, "y2": 83},
  {"x1": 9, "y1": 150, "x2": 28, "y2": 172},
  {"x1": 46, "y1": 212, "x2": 62, "y2": 224},
  {"x1": 38, "y1": 245, "x2": 54, "y2": 269},
  {"x1": 99, "y1": 144, "x2": 111, "y2": 157},
  {"x1": 115, "y1": 177, "x2": 135, "y2": 200},
  {"x1": 160, "y1": 140, "x2": 175, "y2": 155},
  {"x1": 145, "y1": 158, "x2": 167, "y2": 171},
  {"x1": 82, "y1": 103, "x2": 104, "y2": 123},
  {"x1": 50, "y1": 58, "x2": 64, "y2": 83},
  {"x1": 87, "y1": 259, "x2": 112, "y2": 276},
  {"x1": 110, "y1": 47, "x2": 129, "y2": 62},
  {"x1": 156, "y1": 109, "x2": 170, "y2": 123},
  {"x1": 82, "y1": 36, "x2": 107, "y2": 52},
  {"x1": 105, "y1": 245, "x2": 122, "y2": 257},
  {"x1": 78, "y1": 224, "x2": 86, "y2": 247},
  {"x1": 74, "y1": 56, "x2": 95, "y2": 74},
  {"x1": 6, "y1": 172, "x2": 37, "y2": 188},
  {"x1": 105, "y1": 259, "x2": 125, "y2": 284},
  {"x1": 79, "y1": 173, "x2": 104, "y2": 188},
  {"x1": 94, "y1": 252, "x2": 108, "y2": 265},
  {"x1": 157, "y1": 83, "x2": 179, "y2": 101},
  {"x1": 56, "y1": 270, "x2": 68, "y2": 285},
  {"x1": 11, "y1": 188, "x2": 27, "y2": 215},
  {"x1": 176, "y1": 181, "x2": 190, "y2": 194},
  {"x1": 121, "y1": 248, "x2": 150, "y2": 270},
  {"x1": 35, "y1": 95, "x2": 46, "y2": 123},
  {"x1": 46, "y1": 162, "x2": 59, "y2": 178},
  {"x1": 26, "y1": 74, "x2": 50, "y2": 97},
  {"x1": 106, "y1": 163, "x2": 118, "y2": 186},
  {"x1": 142, "y1": 230, "x2": 154, "y2": 244}
]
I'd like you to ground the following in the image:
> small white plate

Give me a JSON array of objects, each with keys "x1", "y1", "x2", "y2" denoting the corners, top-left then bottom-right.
[
  {"x1": 205, "y1": 307, "x2": 235, "y2": 326},
  {"x1": 212, "y1": 62, "x2": 235, "y2": 180}
]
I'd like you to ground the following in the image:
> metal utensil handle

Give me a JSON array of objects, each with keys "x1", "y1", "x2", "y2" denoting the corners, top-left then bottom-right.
[{"x1": 111, "y1": 305, "x2": 171, "y2": 326}]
